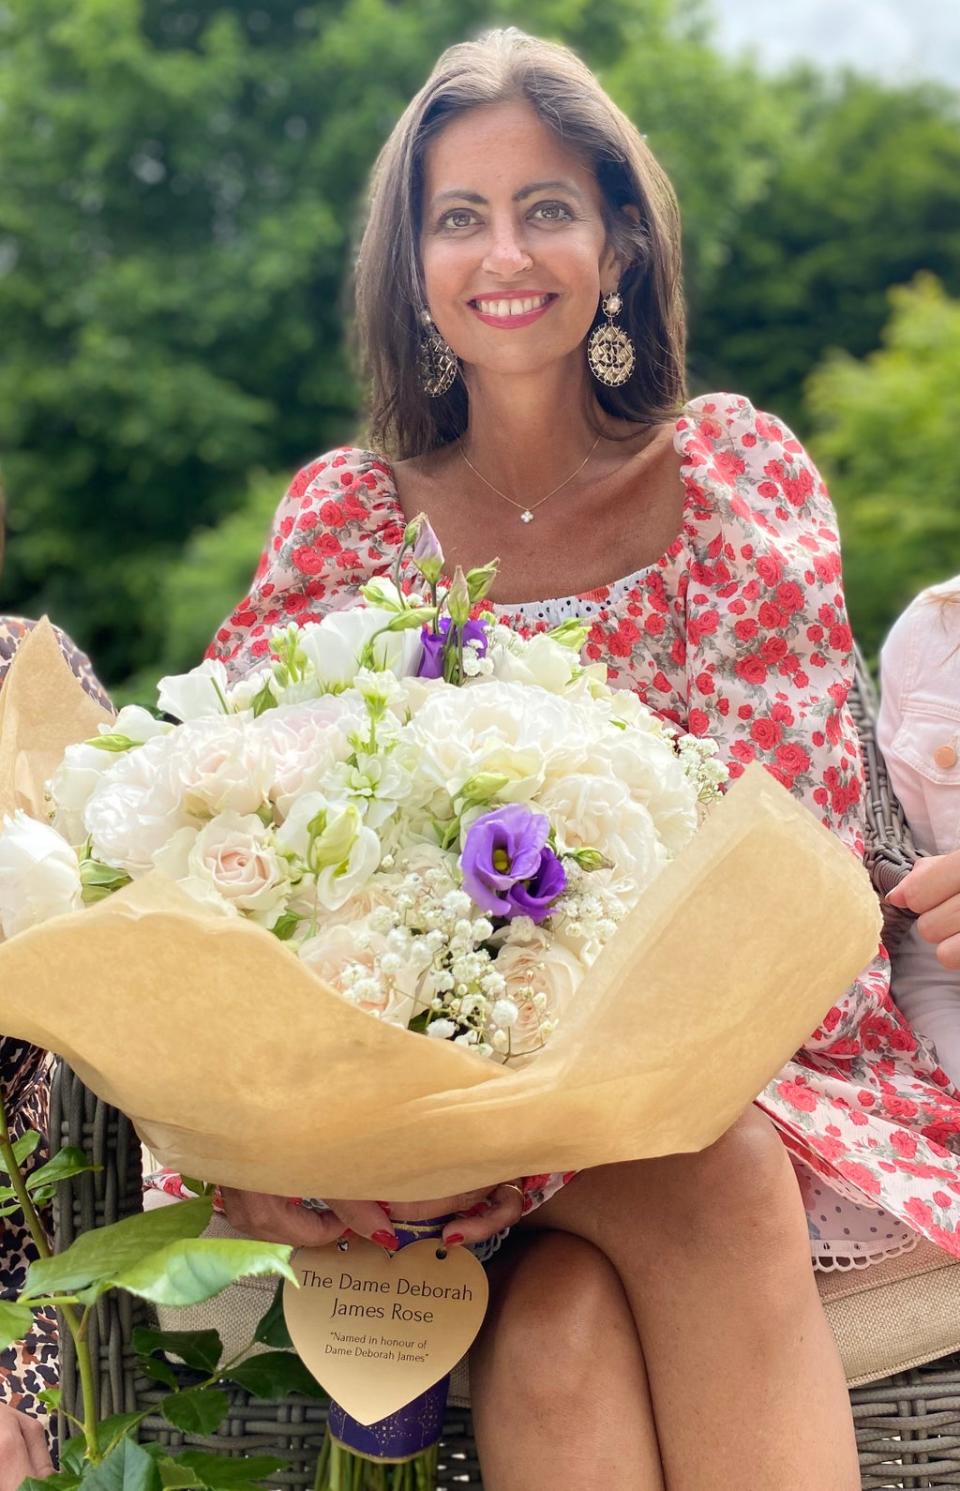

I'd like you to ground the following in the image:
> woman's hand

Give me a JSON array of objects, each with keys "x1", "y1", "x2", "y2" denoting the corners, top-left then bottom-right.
[
  {"x1": 221, "y1": 1182, "x2": 526, "y2": 1250},
  {"x1": 0, "y1": 1404, "x2": 53, "y2": 1488},
  {"x1": 887, "y1": 851, "x2": 960, "y2": 969}
]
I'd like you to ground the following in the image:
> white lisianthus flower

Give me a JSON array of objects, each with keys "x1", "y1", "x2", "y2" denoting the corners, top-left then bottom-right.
[
  {"x1": 0, "y1": 812, "x2": 82, "y2": 937},
  {"x1": 171, "y1": 717, "x2": 272, "y2": 818},
  {"x1": 225, "y1": 666, "x2": 275, "y2": 713},
  {"x1": 297, "y1": 602, "x2": 422, "y2": 687},
  {"x1": 277, "y1": 793, "x2": 381, "y2": 911},
  {"x1": 486, "y1": 632, "x2": 580, "y2": 694},
  {"x1": 157, "y1": 658, "x2": 231, "y2": 721},
  {"x1": 84, "y1": 734, "x2": 191, "y2": 875},
  {"x1": 50, "y1": 707, "x2": 172, "y2": 845},
  {"x1": 490, "y1": 924, "x2": 585, "y2": 1061},
  {"x1": 175, "y1": 812, "x2": 289, "y2": 919}
]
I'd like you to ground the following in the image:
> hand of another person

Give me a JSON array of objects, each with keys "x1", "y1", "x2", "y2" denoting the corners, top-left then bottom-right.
[
  {"x1": 887, "y1": 850, "x2": 960, "y2": 969},
  {"x1": 0, "y1": 1404, "x2": 53, "y2": 1489}
]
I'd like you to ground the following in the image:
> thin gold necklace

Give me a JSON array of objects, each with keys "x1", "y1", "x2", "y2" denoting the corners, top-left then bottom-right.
[{"x1": 459, "y1": 434, "x2": 602, "y2": 523}]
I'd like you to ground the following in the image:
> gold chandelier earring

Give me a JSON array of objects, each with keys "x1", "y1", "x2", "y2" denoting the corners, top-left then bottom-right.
[
  {"x1": 418, "y1": 310, "x2": 459, "y2": 398},
  {"x1": 587, "y1": 288, "x2": 636, "y2": 387}
]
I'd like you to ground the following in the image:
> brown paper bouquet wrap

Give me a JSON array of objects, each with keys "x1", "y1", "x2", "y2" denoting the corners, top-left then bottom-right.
[{"x1": 0, "y1": 619, "x2": 882, "y2": 1200}]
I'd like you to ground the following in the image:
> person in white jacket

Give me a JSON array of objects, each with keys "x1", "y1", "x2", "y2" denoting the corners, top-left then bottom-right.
[{"x1": 879, "y1": 579, "x2": 960, "y2": 1082}]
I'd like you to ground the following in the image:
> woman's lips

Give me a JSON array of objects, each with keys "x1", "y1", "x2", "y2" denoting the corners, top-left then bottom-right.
[{"x1": 467, "y1": 292, "x2": 558, "y2": 329}]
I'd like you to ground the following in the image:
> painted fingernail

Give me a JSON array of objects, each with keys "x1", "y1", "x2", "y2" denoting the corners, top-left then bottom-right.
[
  {"x1": 444, "y1": 1232, "x2": 465, "y2": 1247},
  {"x1": 372, "y1": 1229, "x2": 399, "y2": 1249}
]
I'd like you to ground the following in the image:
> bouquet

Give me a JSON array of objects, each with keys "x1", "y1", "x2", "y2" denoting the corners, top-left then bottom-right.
[
  {"x1": 0, "y1": 519, "x2": 725, "y2": 1072},
  {"x1": 0, "y1": 521, "x2": 882, "y2": 1487}
]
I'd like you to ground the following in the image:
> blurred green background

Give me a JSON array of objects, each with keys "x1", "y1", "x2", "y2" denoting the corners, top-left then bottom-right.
[{"x1": 1, "y1": 0, "x2": 959, "y2": 695}]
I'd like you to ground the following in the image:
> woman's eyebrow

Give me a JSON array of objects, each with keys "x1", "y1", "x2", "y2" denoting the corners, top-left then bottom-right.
[{"x1": 430, "y1": 178, "x2": 585, "y2": 208}]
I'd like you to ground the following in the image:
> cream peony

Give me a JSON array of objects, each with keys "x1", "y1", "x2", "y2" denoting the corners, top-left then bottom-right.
[
  {"x1": 84, "y1": 734, "x2": 191, "y2": 875},
  {"x1": 254, "y1": 698, "x2": 363, "y2": 815},
  {"x1": 537, "y1": 771, "x2": 670, "y2": 887},
  {"x1": 0, "y1": 812, "x2": 82, "y2": 937},
  {"x1": 50, "y1": 707, "x2": 172, "y2": 846},
  {"x1": 170, "y1": 717, "x2": 272, "y2": 818}
]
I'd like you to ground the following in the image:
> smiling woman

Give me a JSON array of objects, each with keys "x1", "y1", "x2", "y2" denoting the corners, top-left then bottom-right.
[{"x1": 203, "y1": 25, "x2": 960, "y2": 1491}]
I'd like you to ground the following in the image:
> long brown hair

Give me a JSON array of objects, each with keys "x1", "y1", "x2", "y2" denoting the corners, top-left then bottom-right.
[{"x1": 355, "y1": 28, "x2": 687, "y2": 460}]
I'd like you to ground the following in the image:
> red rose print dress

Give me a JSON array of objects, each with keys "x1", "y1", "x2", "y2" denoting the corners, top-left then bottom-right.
[{"x1": 208, "y1": 393, "x2": 960, "y2": 1269}]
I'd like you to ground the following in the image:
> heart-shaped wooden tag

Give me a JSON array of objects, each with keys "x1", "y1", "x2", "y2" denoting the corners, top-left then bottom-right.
[{"x1": 283, "y1": 1238, "x2": 489, "y2": 1425}]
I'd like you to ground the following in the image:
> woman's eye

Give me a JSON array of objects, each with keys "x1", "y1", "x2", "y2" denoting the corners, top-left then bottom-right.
[
  {"x1": 438, "y1": 209, "x2": 478, "y2": 231},
  {"x1": 531, "y1": 202, "x2": 573, "y2": 223}
]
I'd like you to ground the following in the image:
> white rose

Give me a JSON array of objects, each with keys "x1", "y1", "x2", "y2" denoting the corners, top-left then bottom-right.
[
  {"x1": 297, "y1": 604, "x2": 422, "y2": 687},
  {"x1": 537, "y1": 771, "x2": 669, "y2": 886},
  {"x1": 157, "y1": 658, "x2": 231, "y2": 721},
  {"x1": 490, "y1": 924, "x2": 585, "y2": 1061},
  {"x1": 50, "y1": 707, "x2": 172, "y2": 845},
  {"x1": 0, "y1": 812, "x2": 82, "y2": 938},
  {"x1": 171, "y1": 717, "x2": 272, "y2": 818},
  {"x1": 254, "y1": 698, "x2": 363, "y2": 815},
  {"x1": 84, "y1": 734, "x2": 190, "y2": 875},
  {"x1": 175, "y1": 812, "x2": 288, "y2": 919}
]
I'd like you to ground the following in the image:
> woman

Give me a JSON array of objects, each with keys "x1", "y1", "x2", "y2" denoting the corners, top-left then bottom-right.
[
  {"x1": 0, "y1": 565, "x2": 109, "y2": 1484},
  {"x1": 208, "y1": 31, "x2": 960, "y2": 1489},
  {"x1": 879, "y1": 581, "x2": 960, "y2": 1081}
]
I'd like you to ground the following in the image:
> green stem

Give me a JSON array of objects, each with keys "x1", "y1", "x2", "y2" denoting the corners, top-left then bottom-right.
[{"x1": 0, "y1": 1089, "x2": 102, "y2": 1464}]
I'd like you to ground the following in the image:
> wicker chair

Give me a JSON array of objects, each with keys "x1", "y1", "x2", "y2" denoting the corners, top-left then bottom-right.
[{"x1": 48, "y1": 650, "x2": 960, "y2": 1490}]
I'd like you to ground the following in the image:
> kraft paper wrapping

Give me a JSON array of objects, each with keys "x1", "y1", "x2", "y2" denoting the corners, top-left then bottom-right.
[{"x1": 0, "y1": 625, "x2": 882, "y2": 1200}]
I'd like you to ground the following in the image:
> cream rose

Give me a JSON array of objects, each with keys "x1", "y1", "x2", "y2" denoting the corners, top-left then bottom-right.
[
  {"x1": 297, "y1": 918, "x2": 416, "y2": 1024},
  {"x1": 491, "y1": 923, "x2": 585, "y2": 1061},
  {"x1": 174, "y1": 812, "x2": 289, "y2": 920}
]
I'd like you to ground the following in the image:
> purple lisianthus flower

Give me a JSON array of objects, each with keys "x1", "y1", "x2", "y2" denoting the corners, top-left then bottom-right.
[
  {"x1": 417, "y1": 616, "x2": 489, "y2": 679},
  {"x1": 460, "y1": 804, "x2": 566, "y2": 924}
]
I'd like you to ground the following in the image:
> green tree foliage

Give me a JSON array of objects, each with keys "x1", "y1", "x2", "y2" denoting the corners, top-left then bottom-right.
[
  {"x1": 806, "y1": 275, "x2": 960, "y2": 660},
  {"x1": 693, "y1": 72, "x2": 960, "y2": 426}
]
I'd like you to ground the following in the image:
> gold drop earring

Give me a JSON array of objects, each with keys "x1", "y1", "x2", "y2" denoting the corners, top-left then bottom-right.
[
  {"x1": 587, "y1": 288, "x2": 636, "y2": 387},
  {"x1": 418, "y1": 310, "x2": 459, "y2": 398}
]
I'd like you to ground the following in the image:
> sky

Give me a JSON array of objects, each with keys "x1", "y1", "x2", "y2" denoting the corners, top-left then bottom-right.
[{"x1": 708, "y1": 0, "x2": 960, "y2": 88}]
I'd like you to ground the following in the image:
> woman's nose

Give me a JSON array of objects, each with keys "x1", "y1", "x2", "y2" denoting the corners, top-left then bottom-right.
[{"x1": 481, "y1": 220, "x2": 533, "y2": 277}]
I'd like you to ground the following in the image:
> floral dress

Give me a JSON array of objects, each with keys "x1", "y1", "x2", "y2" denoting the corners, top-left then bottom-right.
[
  {"x1": 208, "y1": 393, "x2": 960, "y2": 1269},
  {"x1": 0, "y1": 618, "x2": 110, "y2": 1442}
]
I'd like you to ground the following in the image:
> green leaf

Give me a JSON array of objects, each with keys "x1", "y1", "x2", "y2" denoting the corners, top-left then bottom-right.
[
  {"x1": 221, "y1": 1350, "x2": 325, "y2": 1400},
  {"x1": 133, "y1": 1325, "x2": 223, "y2": 1375},
  {"x1": 26, "y1": 1146, "x2": 100, "y2": 1192},
  {"x1": 107, "y1": 1237, "x2": 296, "y2": 1308},
  {"x1": 38, "y1": 1386, "x2": 62, "y2": 1411},
  {"x1": 157, "y1": 1460, "x2": 205, "y2": 1491},
  {"x1": 137, "y1": 1354, "x2": 179, "y2": 1390},
  {"x1": 161, "y1": 1385, "x2": 230, "y2": 1436},
  {"x1": 253, "y1": 1279, "x2": 293, "y2": 1349},
  {"x1": 97, "y1": 1412, "x2": 150, "y2": 1458},
  {"x1": 82, "y1": 1437, "x2": 160, "y2": 1491},
  {"x1": 8, "y1": 1128, "x2": 42, "y2": 1168},
  {"x1": 407, "y1": 1009, "x2": 431, "y2": 1035},
  {"x1": 0, "y1": 1297, "x2": 35, "y2": 1349},
  {"x1": 269, "y1": 910, "x2": 300, "y2": 942},
  {"x1": 175, "y1": 1454, "x2": 287, "y2": 1489},
  {"x1": 22, "y1": 1197, "x2": 212, "y2": 1301}
]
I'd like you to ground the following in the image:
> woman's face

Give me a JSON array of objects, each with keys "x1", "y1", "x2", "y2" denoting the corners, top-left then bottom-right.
[{"x1": 419, "y1": 100, "x2": 620, "y2": 382}]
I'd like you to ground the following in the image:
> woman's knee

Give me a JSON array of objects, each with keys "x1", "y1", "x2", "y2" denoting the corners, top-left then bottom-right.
[
  {"x1": 558, "y1": 1108, "x2": 808, "y2": 1265},
  {"x1": 472, "y1": 1232, "x2": 631, "y2": 1406}
]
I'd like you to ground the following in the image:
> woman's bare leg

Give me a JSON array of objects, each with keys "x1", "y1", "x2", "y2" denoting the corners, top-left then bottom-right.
[
  {"x1": 525, "y1": 1108, "x2": 859, "y2": 1491},
  {"x1": 471, "y1": 1231, "x2": 665, "y2": 1491}
]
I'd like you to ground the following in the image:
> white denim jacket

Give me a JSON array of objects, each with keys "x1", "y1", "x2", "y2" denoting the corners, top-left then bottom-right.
[{"x1": 878, "y1": 579, "x2": 960, "y2": 1083}]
